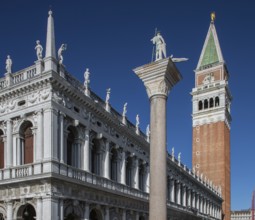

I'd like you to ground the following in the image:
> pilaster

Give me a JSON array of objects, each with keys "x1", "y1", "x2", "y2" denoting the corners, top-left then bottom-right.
[
  {"x1": 6, "y1": 120, "x2": 13, "y2": 167},
  {"x1": 6, "y1": 200, "x2": 13, "y2": 220}
]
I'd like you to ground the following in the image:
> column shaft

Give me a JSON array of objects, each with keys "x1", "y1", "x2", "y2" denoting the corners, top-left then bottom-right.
[{"x1": 149, "y1": 95, "x2": 167, "y2": 220}]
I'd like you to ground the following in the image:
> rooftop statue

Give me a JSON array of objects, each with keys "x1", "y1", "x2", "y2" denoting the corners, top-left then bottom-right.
[
  {"x1": 136, "y1": 114, "x2": 140, "y2": 128},
  {"x1": 5, "y1": 55, "x2": 12, "y2": 74},
  {"x1": 122, "y1": 102, "x2": 127, "y2": 117},
  {"x1": 178, "y1": 152, "x2": 181, "y2": 163},
  {"x1": 35, "y1": 40, "x2": 43, "y2": 60},
  {"x1": 146, "y1": 124, "x2": 150, "y2": 142},
  {"x1": 58, "y1": 44, "x2": 67, "y2": 64},
  {"x1": 151, "y1": 32, "x2": 166, "y2": 61},
  {"x1": 105, "y1": 88, "x2": 111, "y2": 104},
  {"x1": 84, "y1": 68, "x2": 90, "y2": 89}
]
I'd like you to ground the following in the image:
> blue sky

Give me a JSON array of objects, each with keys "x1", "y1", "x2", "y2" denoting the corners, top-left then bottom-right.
[{"x1": 0, "y1": 0, "x2": 254, "y2": 211}]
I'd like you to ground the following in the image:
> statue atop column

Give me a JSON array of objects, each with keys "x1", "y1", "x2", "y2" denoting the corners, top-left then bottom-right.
[
  {"x1": 35, "y1": 40, "x2": 43, "y2": 60},
  {"x1": 58, "y1": 44, "x2": 67, "y2": 64},
  {"x1": 151, "y1": 32, "x2": 167, "y2": 61},
  {"x1": 5, "y1": 55, "x2": 12, "y2": 74}
]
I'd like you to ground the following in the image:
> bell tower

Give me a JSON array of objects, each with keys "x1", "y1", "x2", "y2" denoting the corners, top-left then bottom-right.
[{"x1": 191, "y1": 13, "x2": 231, "y2": 220}]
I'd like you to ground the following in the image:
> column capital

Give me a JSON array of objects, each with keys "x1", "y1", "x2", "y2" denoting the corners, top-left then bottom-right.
[{"x1": 133, "y1": 57, "x2": 182, "y2": 99}]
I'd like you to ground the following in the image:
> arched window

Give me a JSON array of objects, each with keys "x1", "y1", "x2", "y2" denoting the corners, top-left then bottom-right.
[
  {"x1": 215, "y1": 97, "x2": 220, "y2": 107},
  {"x1": 19, "y1": 121, "x2": 34, "y2": 165},
  {"x1": 89, "y1": 209, "x2": 103, "y2": 220},
  {"x1": 198, "y1": 101, "x2": 203, "y2": 111},
  {"x1": 204, "y1": 99, "x2": 208, "y2": 109},
  {"x1": 110, "y1": 148, "x2": 118, "y2": 181},
  {"x1": 126, "y1": 156, "x2": 133, "y2": 187},
  {"x1": 17, "y1": 204, "x2": 36, "y2": 220},
  {"x1": 139, "y1": 163, "x2": 145, "y2": 191},
  {"x1": 91, "y1": 139, "x2": 101, "y2": 175},
  {"x1": 209, "y1": 98, "x2": 214, "y2": 108},
  {"x1": 66, "y1": 126, "x2": 80, "y2": 168},
  {"x1": 0, "y1": 130, "x2": 4, "y2": 169}
]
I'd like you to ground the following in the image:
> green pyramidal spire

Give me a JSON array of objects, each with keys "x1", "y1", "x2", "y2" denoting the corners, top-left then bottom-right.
[{"x1": 196, "y1": 15, "x2": 224, "y2": 70}]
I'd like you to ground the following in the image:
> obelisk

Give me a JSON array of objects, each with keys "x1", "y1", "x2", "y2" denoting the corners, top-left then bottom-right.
[{"x1": 133, "y1": 32, "x2": 182, "y2": 219}]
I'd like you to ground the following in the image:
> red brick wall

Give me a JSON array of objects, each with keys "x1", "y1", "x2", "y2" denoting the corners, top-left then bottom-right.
[{"x1": 192, "y1": 121, "x2": 230, "y2": 220}]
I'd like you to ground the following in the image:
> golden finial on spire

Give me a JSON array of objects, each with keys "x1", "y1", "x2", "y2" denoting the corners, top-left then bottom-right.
[{"x1": 211, "y1": 12, "x2": 216, "y2": 23}]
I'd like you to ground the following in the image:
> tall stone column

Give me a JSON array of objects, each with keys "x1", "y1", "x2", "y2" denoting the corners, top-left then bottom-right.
[{"x1": 134, "y1": 58, "x2": 182, "y2": 220}]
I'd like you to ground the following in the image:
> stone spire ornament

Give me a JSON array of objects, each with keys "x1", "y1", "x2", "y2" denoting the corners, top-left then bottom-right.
[
  {"x1": 122, "y1": 103, "x2": 127, "y2": 125},
  {"x1": 45, "y1": 10, "x2": 56, "y2": 59},
  {"x1": 44, "y1": 10, "x2": 57, "y2": 72},
  {"x1": 84, "y1": 68, "x2": 90, "y2": 96}
]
